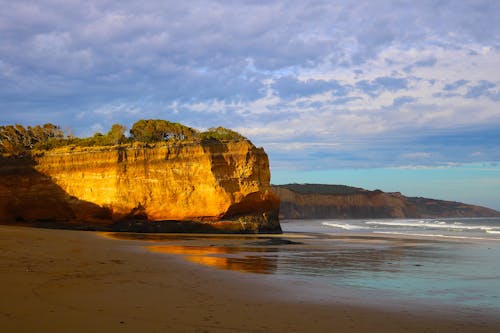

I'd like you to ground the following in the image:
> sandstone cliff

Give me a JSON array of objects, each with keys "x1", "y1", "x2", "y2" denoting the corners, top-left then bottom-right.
[
  {"x1": 273, "y1": 184, "x2": 500, "y2": 219},
  {"x1": 0, "y1": 140, "x2": 281, "y2": 233}
]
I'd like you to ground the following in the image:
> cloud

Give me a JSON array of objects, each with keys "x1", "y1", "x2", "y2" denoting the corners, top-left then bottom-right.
[
  {"x1": 0, "y1": 0, "x2": 499, "y2": 171},
  {"x1": 465, "y1": 80, "x2": 500, "y2": 100},
  {"x1": 414, "y1": 57, "x2": 437, "y2": 68},
  {"x1": 356, "y1": 77, "x2": 408, "y2": 96},
  {"x1": 272, "y1": 77, "x2": 350, "y2": 99},
  {"x1": 392, "y1": 96, "x2": 416, "y2": 107},
  {"x1": 444, "y1": 80, "x2": 469, "y2": 91},
  {"x1": 404, "y1": 57, "x2": 438, "y2": 72},
  {"x1": 401, "y1": 152, "x2": 433, "y2": 160}
]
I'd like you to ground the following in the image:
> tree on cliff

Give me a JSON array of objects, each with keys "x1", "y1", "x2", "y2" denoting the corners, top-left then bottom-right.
[
  {"x1": 0, "y1": 125, "x2": 28, "y2": 156},
  {"x1": 29, "y1": 124, "x2": 65, "y2": 144},
  {"x1": 0, "y1": 123, "x2": 65, "y2": 156},
  {"x1": 199, "y1": 126, "x2": 247, "y2": 141},
  {"x1": 107, "y1": 124, "x2": 127, "y2": 144},
  {"x1": 65, "y1": 123, "x2": 127, "y2": 147},
  {"x1": 129, "y1": 119, "x2": 197, "y2": 142},
  {"x1": 1, "y1": 120, "x2": 249, "y2": 156}
]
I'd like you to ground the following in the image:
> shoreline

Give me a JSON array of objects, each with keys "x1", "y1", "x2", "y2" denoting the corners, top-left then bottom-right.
[{"x1": 1, "y1": 225, "x2": 499, "y2": 332}]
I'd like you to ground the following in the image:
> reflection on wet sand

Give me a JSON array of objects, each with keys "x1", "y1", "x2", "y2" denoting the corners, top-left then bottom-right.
[
  {"x1": 104, "y1": 232, "x2": 457, "y2": 277},
  {"x1": 102, "y1": 230, "x2": 500, "y2": 310},
  {"x1": 145, "y1": 238, "x2": 447, "y2": 278},
  {"x1": 148, "y1": 245, "x2": 278, "y2": 274},
  {"x1": 102, "y1": 232, "x2": 293, "y2": 242}
]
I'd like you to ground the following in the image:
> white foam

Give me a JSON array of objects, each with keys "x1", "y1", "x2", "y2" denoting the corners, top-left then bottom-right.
[
  {"x1": 486, "y1": 230, "x2": 500, "y2": 234},
  {"x1": 365, "y1": 221, "x2": 496, "y2": 231},
  {"x1": 321, "y1": 222, "x2": 366, "y2": 230},
  {"x1": 373, "y1": 231, "x2": 498, "y2": 241}
]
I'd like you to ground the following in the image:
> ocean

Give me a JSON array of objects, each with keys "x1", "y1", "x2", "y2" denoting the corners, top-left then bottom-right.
[
  {"x1": 278, "y1": 218, "x2": 500, "y2": 312},
  {"x1": 282, "y1": 217, "x2": 500, "y2": 241},
  {"x1": 106, "y1": 217, "x2": 500, "y2": 315}
]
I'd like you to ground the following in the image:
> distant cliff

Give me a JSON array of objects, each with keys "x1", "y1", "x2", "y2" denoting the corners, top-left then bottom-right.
[
  {"x1": 0, "y1": 140, "x2": 281, "y2": 233},
  {"x1": 273, "y1": 184, "x2": 500, "y2": 219},
  {"x1": 406, "y1": 196, "x2": 500, "y2": 218}
]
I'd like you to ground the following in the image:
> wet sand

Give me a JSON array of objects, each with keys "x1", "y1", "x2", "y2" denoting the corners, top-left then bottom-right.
[{"x1": 1, "y1": 225, "x2": 499, "y2": 333}]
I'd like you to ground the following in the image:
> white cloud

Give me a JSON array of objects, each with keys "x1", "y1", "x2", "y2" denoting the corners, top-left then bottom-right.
[
  {"x1": 401, "y1": 152, "x2": 433, "y2": 160},
  {"x1": 92, "y1": 103, "x2": 142, "y2": 117},
  {"x1": 1, "y1": 0, "x2": 499, "y2": 168}
]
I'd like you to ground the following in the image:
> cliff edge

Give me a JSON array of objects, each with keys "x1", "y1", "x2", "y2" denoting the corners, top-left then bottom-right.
[
  {"x1": 273, "y1": 184, "x2": 500, "y2": 219},
  {"x1": 0, "y1": 140, "x2": 281, "y2": 233}
]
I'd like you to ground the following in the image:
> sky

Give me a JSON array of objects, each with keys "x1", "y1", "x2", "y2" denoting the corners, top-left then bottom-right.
[{"x1": 1, "y1": 0, "x2": 500, "y2": 209}]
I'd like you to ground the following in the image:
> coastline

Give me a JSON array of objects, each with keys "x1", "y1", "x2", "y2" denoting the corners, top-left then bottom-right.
[{"x1": 1, "y1": 225, "x2": 499, "y2": 333}]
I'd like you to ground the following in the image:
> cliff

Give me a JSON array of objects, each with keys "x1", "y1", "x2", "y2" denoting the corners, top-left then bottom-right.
[
  {"x1": 407, "y1": 196, "x2": 500, "y2": 218},
  {"x1": 0, "y1": 140, "x2": 281, "y2": 233},
  {"x1": 273, "y1": 184, "x2": 500, "y2": 219}
]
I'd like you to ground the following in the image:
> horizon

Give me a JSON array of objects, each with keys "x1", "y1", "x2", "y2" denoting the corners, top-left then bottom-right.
[{"x1": 1, "y1": 1, "x2": 499, "y2": 210}]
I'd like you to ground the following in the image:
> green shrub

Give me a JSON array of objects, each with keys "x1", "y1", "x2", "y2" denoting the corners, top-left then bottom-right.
[
  {"x1": 130, "y1": 119, "x2": 198, "y2": 142},
  {"x1": 199, "y1": 127, "x2": 246, "y2": 141},
  {"x1": 1, "y1": 120, "x2": 248, "y2": 157}
]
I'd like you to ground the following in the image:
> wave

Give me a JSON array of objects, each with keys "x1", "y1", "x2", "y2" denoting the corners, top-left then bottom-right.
[
  {"x1": 321, "y1": 222, "x2": 367, "y2": 230},
  {"x1": 373, "y1": 231, "x2": 498, "y2": 241},
  {"x1": 486, "y1": 230, "x2": 500, "y2": 234},
  {"x1": 365, "y1": 221, "x2": 498, "y2": 231}
]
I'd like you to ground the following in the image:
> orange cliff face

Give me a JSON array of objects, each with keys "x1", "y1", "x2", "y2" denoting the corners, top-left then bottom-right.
[{"x1": 0, "y1": 140, "x2": 281, "y2": 233}]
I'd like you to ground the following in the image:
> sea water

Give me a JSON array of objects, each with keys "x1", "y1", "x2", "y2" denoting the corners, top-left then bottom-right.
[
  {"x1": 279, "y1": 218, "x2": 500, "y2": 311},
  {"x1": 282, "y1": 217, "x2": 500, "y2": 240},
  {"x1": 107, "y1": 217, "x2": 500, "y2": 313}
]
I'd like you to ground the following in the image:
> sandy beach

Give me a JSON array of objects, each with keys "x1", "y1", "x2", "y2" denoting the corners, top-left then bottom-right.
[{"x1": 1, "y1": 225, "x2": 499, "y2": 333}]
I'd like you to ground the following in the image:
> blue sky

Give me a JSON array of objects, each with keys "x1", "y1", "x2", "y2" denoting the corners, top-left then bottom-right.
[{"x1": 1, "y1": 1, "x2": 499, "y2": 209}]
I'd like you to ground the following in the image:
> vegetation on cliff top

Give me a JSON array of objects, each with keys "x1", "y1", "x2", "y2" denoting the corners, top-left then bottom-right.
[
  {"x1": 273, "y1": 183, "x2": 367, "y2": 195},
  {"x1": 0, "y1": 120, "x2": 248, "y2": 157}
]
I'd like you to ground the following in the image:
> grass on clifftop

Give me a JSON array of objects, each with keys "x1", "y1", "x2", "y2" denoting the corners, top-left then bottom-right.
[{"x1": 273, "y1": 183, "x2": 367, "y2": 195}]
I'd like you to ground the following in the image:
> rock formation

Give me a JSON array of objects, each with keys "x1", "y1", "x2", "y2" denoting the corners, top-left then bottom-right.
[
  {"x1": 273, "y1": 184, "x2": 500, "y2": 219},
  {"x1": 0, "y1": 140, "x2": 281, "y2": 233}
]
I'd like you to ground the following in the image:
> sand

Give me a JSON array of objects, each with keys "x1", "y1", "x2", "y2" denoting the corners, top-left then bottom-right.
[{"x1": 1, "y1": 225, "x2": 499, "y2": 333}]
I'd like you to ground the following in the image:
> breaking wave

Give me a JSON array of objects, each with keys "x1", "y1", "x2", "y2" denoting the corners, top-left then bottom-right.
[
  {"x1": 321, "y1": 222, "x2": 367, "y2": 230},
  {"x1": 313, "y1": 218, "x2": 500, "y2": 240},
  {"x1": 365, "y1": 220, "x2": 498, "y2": 232},
  {"x1": 372, "y1": 231, "x2": 496, "y2": 241}
]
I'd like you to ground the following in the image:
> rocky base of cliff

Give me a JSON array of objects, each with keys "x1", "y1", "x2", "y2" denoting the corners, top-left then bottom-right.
[{"x1": 11, "y1": 213, "x2": 281, "y2": 234}]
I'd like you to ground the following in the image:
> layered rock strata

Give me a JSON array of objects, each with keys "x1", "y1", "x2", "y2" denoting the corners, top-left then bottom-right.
[{"x1": 0, "y1": 140, "x2": 281, "y2": 233}]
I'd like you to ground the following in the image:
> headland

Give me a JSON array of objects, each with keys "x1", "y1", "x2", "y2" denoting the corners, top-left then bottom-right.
[
  {"x1": 0, "y1": 121, "x2": 280, "y2": 233},
  {"x1": 273, "y1": 183, "x2": 500, "y2": 219}
]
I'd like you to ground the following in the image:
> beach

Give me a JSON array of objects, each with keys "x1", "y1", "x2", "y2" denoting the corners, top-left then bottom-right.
[{"x1": 1, "y1": 224, "x2": 499, "y2": 333}]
